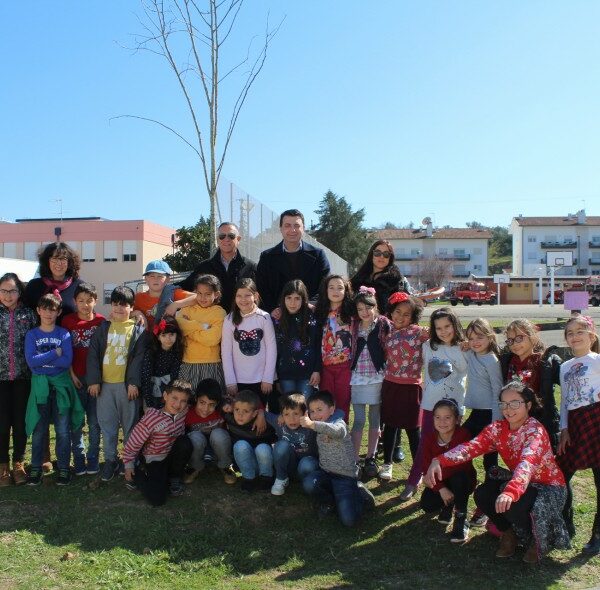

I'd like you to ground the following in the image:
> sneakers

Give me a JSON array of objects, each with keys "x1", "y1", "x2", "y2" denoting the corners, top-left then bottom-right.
[
  {"x1": 0, "y1": 464, "x2": 11, "y2": 487},
  {"x1": 438, "y1": 505, "x2": 454, "y2": 525},
  {"x1": 100, "y1": 460, "x2": 119, "y2": 482},
  {"x1": 363, "y1": 457, "x2": 379, "y2": 480},
  {"x1": 86, "y1": 459, "x2": 100, "y2": 476},
  {"x1": 271, "y1": 477, "x2": 289, "y2": 496},
  {"x1": 378, "y1": 463, "x2": 393, "y2": 481},
  {"x1": 125, "y1": 479, "x2": 138, "y2": 491},
  {"x1": 56, "y1": 469, "x2": 72, "y2": 486},
  {"x1": 399, "y1": 483, "x2": 418, "y2": 502},
  {"x1": 392, "y1": 446, "x2": 405, "y2": 463},
  {"x1": 74, "y1": 462, "x2": 87, "y2": 477},
  {"x1": 357, "y1": 481, "x2": 376, "y2": 512},
  {"x1": 183, "y1": 469, "x2": 200, "y2": 484},
  {"x1": 469, "y1": 508, "x2": 488, "y2": 528},
  {"x1": 450, "y1": 512, "x2": 469, "y2": 543},
  {"x1": 12, "y1": 462, "x2": 28, "y2": 486},
  {"x1": 221, "y1": 466, "x2": 237, "y2": 485},
  {"x1": 169, "y1": 479, "x2": 185, "y2": 496},
  {"x1": 241, "y1": 477, "x2": 257, "y2": 493},
  {"x1": 27, "y1": 468, "x2": 43, "y2": 486}
]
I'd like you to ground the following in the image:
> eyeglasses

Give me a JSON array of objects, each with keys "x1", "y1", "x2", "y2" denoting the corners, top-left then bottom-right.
[
  {"x1": 373, "y1": 250, "x2": 391, "y2": 259},
  {"x1": 498, "y1": 400, "x2": 527, "y2": 410},
  {"x1": 505, "y1": 335, "x2": 527, "y2": 346},
  {"x1": 0, "y1": 289, "x2": 18, "y2": 296},
  {"x1": 218, "y1": 233, "x2": 237, "y2": 241},
  {"x1": 50, "y1": 256, "x2": 68, "y2": 263}
]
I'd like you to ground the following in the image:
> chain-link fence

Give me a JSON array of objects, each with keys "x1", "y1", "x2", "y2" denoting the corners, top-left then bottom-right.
[{"x1": 216, "y1": 176, "x2": 348, "y2": 275}]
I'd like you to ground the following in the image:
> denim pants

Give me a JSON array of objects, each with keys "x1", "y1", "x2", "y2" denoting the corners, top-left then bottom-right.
[
  {"x1": 71, "y1": 378, "x2": 101, "y2": 469},
  {"x1": 188, "y1": 428, "x2": 232, "y2": 470},
  {"x1": 279, "y1": 379, "x2": 314, "y2": 398},
  {"x1": 31, "y1": 388, "x2": 71, "y2": 470},
  {"x1": 272, "y1": 439, "x2": 319, "y2": 480},
  {"x1": 232, "y1": 440, "x2": 273, "y2": 479},
  {"x1": 303, "y1": 469, "x2": 364, "y2": 527}
]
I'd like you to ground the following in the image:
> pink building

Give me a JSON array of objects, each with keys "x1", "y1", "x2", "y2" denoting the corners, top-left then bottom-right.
[{"x1": 0, "y1": 217, "x2": 176, "y2": 314}]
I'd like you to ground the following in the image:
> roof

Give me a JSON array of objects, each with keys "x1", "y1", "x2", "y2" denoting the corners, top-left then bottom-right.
[
  {"x1": 513, "y1": 216, "x2": 600, "y2": 227},
  {"x1": 372, "y1": 228, "x2": 493, "y2": 240}
]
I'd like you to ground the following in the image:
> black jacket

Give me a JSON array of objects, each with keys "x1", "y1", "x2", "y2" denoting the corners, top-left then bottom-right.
[
  {"x1": 256, "y1": 241, "x2": 331, "y2": 312},
  {"x1": 350, "y1": 267, "x2": 409, "y2": 315},
  {"x1": 179, "y1": 250, "x2": 256, "y2": 313}
]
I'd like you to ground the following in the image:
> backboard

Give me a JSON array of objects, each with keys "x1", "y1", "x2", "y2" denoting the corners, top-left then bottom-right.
[{"x1": 546, "y1": 251, "x2": 573, "y2": 267}]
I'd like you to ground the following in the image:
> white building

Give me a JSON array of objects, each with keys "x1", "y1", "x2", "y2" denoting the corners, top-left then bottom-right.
[
  {"x1": 510, "y1": 210, "x2": 600, "y2": 276},
  {"x1": 373, "y1": 222, "x2": 492, "y2": 283}
]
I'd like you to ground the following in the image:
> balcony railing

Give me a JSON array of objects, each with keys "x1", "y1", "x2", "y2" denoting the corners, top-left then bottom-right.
[
  {"x1": 540, "y1": 241, "x2": 577, "y2": 249},
  {"x1": 590, "y1": 259, "x2": 600, "y2": 266},
  {"x1": 590, "y1": 242, "x2": 600, "y2": 249},
  {"x1": 395, "y1": 255, "x2": 422, "y2": 261},
  {"x1": 437, "y1": 253, "x2": 471, "y2": 261},
  {"x1": 452, "y1": 271, "x2": 471, "y2": 277}
]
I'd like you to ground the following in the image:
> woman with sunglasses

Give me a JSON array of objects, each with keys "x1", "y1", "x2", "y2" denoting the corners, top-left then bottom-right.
[
  {"x1": 425, "y1": 381, "x2": 570, "y2": 563},
  {"x1": 499, "y1": 319, "x2": 562, "y2": 454}
]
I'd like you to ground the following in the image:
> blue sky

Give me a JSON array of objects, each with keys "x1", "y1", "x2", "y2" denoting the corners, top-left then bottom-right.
[{"x1": 1, "y1": 1, "x2": 599, "y2": 232}]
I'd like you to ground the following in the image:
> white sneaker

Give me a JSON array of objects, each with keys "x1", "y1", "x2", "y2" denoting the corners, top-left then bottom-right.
[
  {"x1": 378, "y1": 463, "x2": 393, "y2": 481},
  {"x1": 271, "y1": 477, "x2": 289, "y2": 496}
]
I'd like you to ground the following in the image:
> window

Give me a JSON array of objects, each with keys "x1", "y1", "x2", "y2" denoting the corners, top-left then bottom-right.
[
  {"x1": 123, "y1": 240, "x2": 137, "y2": 262},
  {"x1": 82, "y1": 241, "x2": 96, "y2": 262},
  {"x1": 453, "y1": 249, "x2": 465, "y2": 256},
  {"x1": 103, "y1": 283, "x2": 117, "y2": 305},
  {"x1": 66, "y1": 241, "x2": 81, "y2": 257},
  {"x1": 592, "y1": 235, "x2": 600, "y2": 244},
  {"x1": 473, "y1": 264, "x2": 482, "y2": 271},
  {"x1": 3, "y1": 243, "x2": 17, "y2": 258},
  {"x1": 24, "y1": 242, "x2": 40, "y2": 261},
  {"x1": 593, "y1": 270, "x2": 600, "y2": 276},
  {"x1": 527, "y1": 236, "x2": 537, "y2": 243},
  {"x1": 410, "y1": 248, "x2": 420, "y2": 256},
  {"x1": 104, "y1": 241, "x2": 118, "y2": 262},
  {"x1": 438, "y1": 248, "x2": 448, "y2": 256}
]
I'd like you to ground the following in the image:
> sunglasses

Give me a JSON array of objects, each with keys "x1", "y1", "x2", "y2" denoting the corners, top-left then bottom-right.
[
  {"x1": 505, "y1": 335, "x2": 527, "y2": 346},
  {"x1": 498, "y1": 400, "x2": 527, "y2": 410},
  {"x1": 373, "y1": 250, "x2": 391, "y2": 259},
  {"x1": 218, "y1": 233, "x2": 237, "y2": 241}
]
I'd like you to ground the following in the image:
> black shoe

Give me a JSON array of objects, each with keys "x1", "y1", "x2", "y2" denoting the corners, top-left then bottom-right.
[
  {"x1": 363, "y1": 457, "x2": 378, "y2": 480},
  {"x1": 392, "y1": 447, "x2": 405, "y2": 463},
  {"x1": 56, "y1": 469, "x2": 71, "y2": 486},
  {"x1": 169, "y1": 479, "x2": 184, "y2": 496},
  {"x1": 125, "y1": 480, "x2": 138, "y2": 492},
  {"x1": 583, "y1": 516, "x2": 600, "y2": 555},
  {"x1": 438, "y1": 505, "x2": 454, "y2": 525},
  {"x1": 450, "y1": 512, "x2": 469, "y2": 543},
  {"x1": 258, "y1": 475, "x2": 273, "y2": 491},
  {"x1": 357, "y1": 481, "x2": 375, "y2": 512},
  {"x1": 318, "y1": 503, "x2": 335, "y2": 519},
  {"x1": 27, "y1": 468, "x2": 43, "y2": 486},
  {"x1": 241, "y1": 477, "x2": 257, "y2": 493}
]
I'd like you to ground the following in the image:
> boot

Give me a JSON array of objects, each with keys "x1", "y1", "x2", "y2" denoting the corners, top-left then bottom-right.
[
  {"x1": 0, "y1": 463, "x2": 11, "y2": 486},
  {"x1": 12, "y1": 461, "x2": 27, "y2": 486},
  {"x1": 583, "y1": 514, "x2": 600, "y2": 555},
  {"x1": 495, "y1": 528, "x2": 517, "y2": 558},
  {"x1": 523, "y1": 544, "x2": 539, "y2": 563},
  {"x1": 450, "y1": 512, "x2": 469, "y2": 543}
]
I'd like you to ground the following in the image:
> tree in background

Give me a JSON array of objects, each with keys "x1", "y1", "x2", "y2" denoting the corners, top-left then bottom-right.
[
  {"x1": 164, "y1": 216, "x2": 211, "y2": 272},
  {"x1": 414, "y1": 257, "x2": 453, "y2": 289},
  {"x1": 312, "y1": 190, "x2": 369, "y2": 273},
  {"x1": 116, "y1": 0, "x2": 282, "y2": 250}
]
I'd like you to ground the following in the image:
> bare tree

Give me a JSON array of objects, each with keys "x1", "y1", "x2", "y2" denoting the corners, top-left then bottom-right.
[
  {"x1": 414, "y1": 257, "x2": 453, "y2": 289},
  {"x1": 114, "y1": 0, "x2": 282, "y2": 249}
]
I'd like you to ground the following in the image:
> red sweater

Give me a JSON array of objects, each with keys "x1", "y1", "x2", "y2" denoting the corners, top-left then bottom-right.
[
  {"x1": 185, "y1": 408, "x2": 225, "y2": 434},
  {"x1": 123, "y1": 408, "x2": 186, "y2": 468},
  {"x1": 422, "y1": 426, "x2": 477, "y2": 492},
  {"x1": 438, "y1": 417, "x2": 565, "y2": 501},
  {"x1": 61, "y1": 313, "x2": 105, "y2": 377}
]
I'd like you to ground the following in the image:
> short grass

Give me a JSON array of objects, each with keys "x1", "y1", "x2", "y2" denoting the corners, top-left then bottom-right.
[{"x1": 1, "y1": 423, "x2": 598, "y2": 590}]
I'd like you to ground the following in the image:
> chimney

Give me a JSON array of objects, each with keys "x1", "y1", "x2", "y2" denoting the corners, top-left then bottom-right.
[
  {"x1": 577, "y1": 209, "x2": 586, "y2": 224},
  {"x1": 426, "y1": 221, "x2": 433, "y2": 237}
]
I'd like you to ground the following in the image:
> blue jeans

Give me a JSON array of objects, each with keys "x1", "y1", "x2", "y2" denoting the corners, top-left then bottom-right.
[
  {"x1": 279, "y1": 379, "x2": 314, "y2": 398},
  {"x1": 31, "y1": 388, "x2": 71, "y2": 470},
  {"x1": 272, "y1": 439, "x2": 319, "y2": 481},
  {"x1": 303, "y1": 469, "x2": 364, "y2": 527},
  {"x1": 233, "y1": 440, "x2": 273, "y2": 479},
  {"x1": 71, "y1": 381, "x2": 101, "y2": 470}
]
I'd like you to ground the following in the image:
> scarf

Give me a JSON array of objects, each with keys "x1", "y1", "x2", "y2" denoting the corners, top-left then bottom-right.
[{"x1": 41, "y1": 276, "x2": 73, "y2": 299}]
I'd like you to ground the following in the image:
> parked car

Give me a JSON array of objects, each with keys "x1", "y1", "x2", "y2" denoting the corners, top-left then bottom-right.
[{"x1": 448, "y1": 282, "x2": 496, "y2": 306}]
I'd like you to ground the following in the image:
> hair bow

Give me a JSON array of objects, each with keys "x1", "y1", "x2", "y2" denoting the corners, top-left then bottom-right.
[
  {"x1": 388, "y1": 292, "x2": 409, "y2": 305},
  {"x1": 581, "y1": 315, "x2": 596, "y2": 330},
  {"x1": 153, "y1": 319, "x2": 167, "y2": 336},
  {"x1": 359, "y1": 286, "x2": 376, "y2": 295}
]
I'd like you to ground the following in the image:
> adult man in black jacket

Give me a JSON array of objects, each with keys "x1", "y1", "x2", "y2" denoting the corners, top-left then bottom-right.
[
  {"x1": 179, "y1": 222, "x2": 256, "y2": 312},
  {"x1": 256, "y1": 209, "x2": 331, "y2": 313}
]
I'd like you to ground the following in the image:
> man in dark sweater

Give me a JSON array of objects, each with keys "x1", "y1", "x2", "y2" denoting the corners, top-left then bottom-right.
[
  {"x1": 256, "y1": 209, "x2": 331, "y2": 313},
  {"x1": 179, "y1": 222, "x2": 256, "y2": 312}
]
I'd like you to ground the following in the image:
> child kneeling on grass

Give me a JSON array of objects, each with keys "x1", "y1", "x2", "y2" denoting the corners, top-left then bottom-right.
[
  {"x1": 123, "y1": 380, "x2": 193, "y2": 506},
  {"x1": 301, "y1": 390, "x2": 375, "y2": 527},
  {"x1": 223, "y1": 389, "x2": 276, "y2": 493},
  {"x1": 184, "y1": 378, "x2": 236, "y2": 485}
]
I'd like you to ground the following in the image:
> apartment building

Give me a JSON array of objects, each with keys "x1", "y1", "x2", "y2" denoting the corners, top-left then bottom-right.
[
  {"x1": 0, "y1": 217, "x2": 176, "y2": 314},
  {"x1": 373, "y1": 221, "x2": 492, "y2": 284},
  {"x1": 510, "y1": 210, "x2": 600, "y2": 277}
]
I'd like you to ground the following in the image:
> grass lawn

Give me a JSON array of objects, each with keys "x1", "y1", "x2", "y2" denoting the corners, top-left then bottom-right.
[{"x1": 1, "y1": 427, "x2": 598, "y2": 590}]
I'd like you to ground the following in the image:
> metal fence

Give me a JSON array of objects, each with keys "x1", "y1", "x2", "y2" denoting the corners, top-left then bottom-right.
[{"x1": 216, "y1": 176, "x2": 348, "y2": 276}]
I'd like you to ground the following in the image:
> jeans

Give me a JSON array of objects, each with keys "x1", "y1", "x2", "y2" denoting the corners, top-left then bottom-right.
[
  {"x1": 272, "y1": 439, "x2": 319, "y2": 480},
  {"x1": 31, "y1": 388, "x2": 71, "y2": 470},
  {"x1": 71, "y1": 379, "x2": 101, "y2": 470},
  {"x1": 232, "y1": 440, "x2": 273, "y2": 479},
  {"x1": 0, "y1": 379, "x2": 30, "y2": 463},
  {"x1": 188, "y1": 428, "x2": 232, "y2": 470},
  {"x1": 279, "y1": 379, "x2": 314, "y2": 398},
  {"x1": 303, "y1": 469, "x2": 364, "y2": 527}
]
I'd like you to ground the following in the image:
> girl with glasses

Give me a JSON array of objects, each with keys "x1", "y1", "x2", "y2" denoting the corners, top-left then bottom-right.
[{"x1": 425, "y1": 381, "x2": 569, "y2": 563}]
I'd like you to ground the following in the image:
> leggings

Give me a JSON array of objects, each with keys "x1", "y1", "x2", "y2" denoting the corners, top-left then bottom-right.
[
  {"x1": 382, "y1": 425, "x2": 419, "y2": 465},
  {"x1": 420, "y1": 471, "x2": 472, "y2": 514},
  {"x1": 0, "y1": 379, "x2": 30, "y2": 464},
  {"x1": 562, "y1": 467, "x2": 600, "y2": 534},
  {"x1": 351, "y1": 404, "x2": 381, "y2": 432}
]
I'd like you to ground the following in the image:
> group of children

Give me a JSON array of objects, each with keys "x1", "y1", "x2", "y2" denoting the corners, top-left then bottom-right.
[{"x1": 0, "y1": 260, "x2": 599, "y2": 555}]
